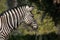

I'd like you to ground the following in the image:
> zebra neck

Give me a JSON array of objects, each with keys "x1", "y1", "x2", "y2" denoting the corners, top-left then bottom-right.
[
  {"x1": 13, "y1": 7, "x2": 25, "y2": 29},
  {"x1": 17, "y1": 7, "x2": 25, "y2": 24}
]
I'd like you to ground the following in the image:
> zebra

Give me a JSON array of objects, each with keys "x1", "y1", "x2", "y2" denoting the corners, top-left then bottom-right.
[{"x1": 0, "y1": 5, "x2": 38, "y2": 40}]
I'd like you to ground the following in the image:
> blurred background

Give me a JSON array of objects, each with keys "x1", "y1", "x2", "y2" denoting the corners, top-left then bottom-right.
[{"x1": 0, "y1": 0, "x2": 60, "y2": 40}]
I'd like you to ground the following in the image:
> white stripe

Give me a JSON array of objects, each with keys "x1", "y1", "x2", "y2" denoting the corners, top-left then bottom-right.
[
  {"x1": 4, "y1": 14, "x2": 11, "y2": 36},
  {"x1": 19, "y1": 7, "x2": 23, "y2": 17},
  {"x1": 8, "y1": 10, "x2": 14, "y2": 26},
  {"x1": 6, "y1": 12, "x2": 13, "y2": 29},
  {"x1": 0, "y1": 16, "x2": 3, "y2": 33},
  {"x1": 1, "y1": 14, "x2": 7, "y2": 37},
  {"x1": 14, "y1": 8, "x2": 20, "y2": 25},
  {"x1": 11, "y1": 9, "x2": 17, "y2": 28},
  {"x1": 22, "y1": 6, "x2": 26, "y2": 16},
  {"x1": 17, "y1": 8, "x2": 23, "y2": 23}
]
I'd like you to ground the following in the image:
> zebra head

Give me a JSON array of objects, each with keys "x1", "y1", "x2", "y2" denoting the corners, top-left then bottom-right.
[{"x1": 23, "y1": 6, "x2": 38, "y2": 30}]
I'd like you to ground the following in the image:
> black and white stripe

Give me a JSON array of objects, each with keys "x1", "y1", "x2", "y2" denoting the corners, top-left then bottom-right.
[{"x1": 0, "y1": 5, "x2": 38, "y2": 40}]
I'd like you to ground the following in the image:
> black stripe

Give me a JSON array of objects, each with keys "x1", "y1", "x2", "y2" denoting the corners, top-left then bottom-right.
[
  {"x1": 21, "y1": 7, "x2": 25, "y2": 18},
  {"x1": 10, "y1": 9, "x2": 15, "y2": 28},
  {"x1": 9, "y1": 10, "x2": 14, "y2": 27},
  {"x1": 10, "y1": 9, "x2": 16, "y2": 29},
  {"x1": 17, "y1": 7, "x2": 22, "y2": 19},
  {"x1": 0, "y1": 17, "x2": 2, "y2": 31},
  {"x1": 13, "y1": 8, "x2": 18, "y2": 28},
  {"x1": 5, "y1": 11, "x2": 13, "y2": 29},
  {"x1": 19, "y1": 7, "x2": 23, "y2": 18},
  {"x1": 17, "y1": 7, "x2": 23, "y2": 23},
  {"x1": 0, "y1": 15, "x2": 7, "y2": 38},
  {"x1": 7, "y1": 10, "x2": 13, "y2": 27},
  {"x1": 2, "y1": 13, "x2": 8, "y2": 38},
  {"x1": 15, "y1": 8, "x2": 20, "y2": 25}
]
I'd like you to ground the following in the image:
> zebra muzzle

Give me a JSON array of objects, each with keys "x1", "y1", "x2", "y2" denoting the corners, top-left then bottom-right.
[{"x1": 31, "y1": 22, "x2": 38, "y2": 30}]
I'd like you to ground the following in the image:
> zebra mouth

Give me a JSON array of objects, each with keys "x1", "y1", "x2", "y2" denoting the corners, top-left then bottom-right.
[
  {"x1": 32, "y1": 25, "x2": 38, "y2": 30},
  {"x1": 31, "y1": 23, "x2": 38, "y2": 30}
]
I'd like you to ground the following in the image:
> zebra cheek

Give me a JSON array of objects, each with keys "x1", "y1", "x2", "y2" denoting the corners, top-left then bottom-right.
[
  {"x1": 24, "y1": 19, "x2": 29, "y2": 24},
  {"x1": 24, "y1": 17, "x2": 32, "y2": 24}
]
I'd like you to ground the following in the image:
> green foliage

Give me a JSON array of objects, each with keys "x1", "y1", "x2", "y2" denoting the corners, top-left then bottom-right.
[
  {"x1": 0, "y1": 0, "x2": 56, "y2": 35},
  {"x1": 0, "y1": 0, "x2": 7, "y2": 13},
  {"x1": 0, "y1": 0, "x2": 58, "y2": 40},
  {"x1": 17, "y1": 0, "x2": 31, "y2": 6},
  {"x1": 17, "y1": 5, "x2": 56, "y2": 35}
]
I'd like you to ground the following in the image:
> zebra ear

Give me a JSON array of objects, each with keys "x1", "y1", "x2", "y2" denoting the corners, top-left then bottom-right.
[
  {"x1": 29, "y1": 7, "x2": 34, "y2": 11},
  {"x1": 26, "y1": 6, "x2": 34, "y2": 11}
]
